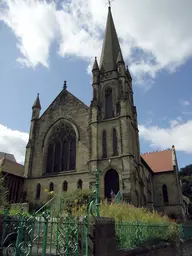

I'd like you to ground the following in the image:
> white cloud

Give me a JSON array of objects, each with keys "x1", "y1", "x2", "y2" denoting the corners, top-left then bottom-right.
[
  {"x1": 1, "y1": 0, "x2": 192, "y2": 82},
  {"x1": 180, "y1": 99, "x2": 191, "y2": 106},
  {"x1": 139, "y1": 119, "x2": 192, "y2": 154},
  {"x1": 0, "y1": 124, "x2": 28, "y2": 164}
]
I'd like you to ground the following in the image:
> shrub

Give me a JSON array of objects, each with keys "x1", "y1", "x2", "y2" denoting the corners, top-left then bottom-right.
[{"x1": 61, "y1": 189, "x2": 94, "y2": 214}]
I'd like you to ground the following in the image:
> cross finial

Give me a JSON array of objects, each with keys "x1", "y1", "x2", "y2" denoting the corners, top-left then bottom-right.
[
  {"x1": 63, "y1": 80, "x2": 67, "y2": 90},
  {"x1": 107, "y1": 0, "x2": 114, "y2": 7}
]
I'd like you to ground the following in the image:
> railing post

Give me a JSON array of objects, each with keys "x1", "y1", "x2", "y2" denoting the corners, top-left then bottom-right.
[
  {"x1": 95, "y1": 168, "x2": 101, "y2": 217},
  {"x1": 42, "y1": 210, "x2": 50, "y2": 256},
  {"x1": 1, "y1": 208, "x2": 9, "y2": 246},
  {"x1": 15, "y1": 208, "x2": 24, "y2": 256}
]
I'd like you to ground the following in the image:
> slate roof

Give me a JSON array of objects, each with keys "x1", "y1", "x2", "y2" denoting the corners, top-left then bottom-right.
[
  {"x1": 99, "y1": 6, "x2": 122, "y2": 73},
  {"x1": 0, "y1": 152, "x2": 16, "y2": 162},
  {"x1": 0, "y1": 153, "x2": 24, "y2": 178}
]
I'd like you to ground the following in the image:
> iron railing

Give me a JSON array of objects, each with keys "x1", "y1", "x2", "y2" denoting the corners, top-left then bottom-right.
[{"x1": 115, "y1": 222, "x2": 179, "y2": 250}]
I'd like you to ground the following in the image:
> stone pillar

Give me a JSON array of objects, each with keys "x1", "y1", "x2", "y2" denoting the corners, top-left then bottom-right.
[{"x1": 88, "y1": 217, "x2": 117, "y2": 256}]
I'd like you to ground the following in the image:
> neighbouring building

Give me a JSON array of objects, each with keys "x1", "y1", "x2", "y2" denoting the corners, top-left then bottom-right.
[
  {"x1": 0, "y1": 152, "x2": 25, "y2": 203},
  {"x1": 1, "y1": 7, "x2": 188, "y2": 220}
]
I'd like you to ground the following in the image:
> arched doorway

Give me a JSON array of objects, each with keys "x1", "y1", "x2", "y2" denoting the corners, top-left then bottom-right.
[{"x1": 104, "y1": 169, "x2": 119, "y2": 199}]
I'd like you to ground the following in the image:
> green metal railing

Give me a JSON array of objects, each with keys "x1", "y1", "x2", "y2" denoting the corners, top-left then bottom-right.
[
  {"x1": 1, "y1": 208, "x2": 89, "y2": 256},
  {"x1": 179, "y1": 224, "x2": 192, "y2": 240},
  {"x1": 115, "y1": 222, "x2": 179, "y2": 250}
]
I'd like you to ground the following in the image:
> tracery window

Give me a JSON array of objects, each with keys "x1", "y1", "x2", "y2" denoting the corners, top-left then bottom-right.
[
  {"x1": 63, "y1": 181, "x2": 68, "y2": 192},
  {"x1": 102, "y1": 130, "x2": 107, "y2": 158},
  {"x1": 113, "y1": 128, "x2": 118, "y2": 156},
  {"x1": 35, "y1": 183, "x2": 41, "y2": 200},
  {"x1": 162, "y1": 184, "x2": 169, "y2": 203},
  {"x1": 105, "y1": 87, "x2": 114, "y2": 119},
  {"x1": 46, "y1": 123, "x2": 76, "y2": 173},
  {"x1": 77, "y1": 179, "x2": 83, "y2": 190}
]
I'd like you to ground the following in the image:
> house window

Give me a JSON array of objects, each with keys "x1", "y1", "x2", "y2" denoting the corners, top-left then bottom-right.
[
  {"x1": 102, "y1": 130, "x2": 107, "y2": 158},
  {"x1": 113, "y1": 128, "x2": 118, "y2": 156},
  {"x1": 63, "y1": 181, "x2": 68, "y2": 192},
  {"x1": 35, "y1": 183, "x2": 41, "y2": 200},
  {"x1": 105, "y1": 87, "x2": 114, "y2": 119},
  {"x1": 77, "y1": 179, "x2": 83, "y2": 190},
  {"x1": 162, "y1": 184, "x2": 169, "y2": 203}
]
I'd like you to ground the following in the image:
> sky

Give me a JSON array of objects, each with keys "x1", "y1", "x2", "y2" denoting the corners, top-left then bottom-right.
[{"x1": 0, "y1": 0, "x2": 192, "y2": 169}]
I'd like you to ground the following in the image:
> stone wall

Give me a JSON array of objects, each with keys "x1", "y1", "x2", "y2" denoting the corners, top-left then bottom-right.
[
  {"x1": 117, "y1": 240, "x2": 192, "y2": 256},
  {"x1": 88, "y1": 217, "x2": 192, "y2": 256}
]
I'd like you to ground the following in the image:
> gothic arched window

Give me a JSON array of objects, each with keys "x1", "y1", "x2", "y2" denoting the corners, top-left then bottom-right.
[
  {"x1": 63, "y1": 181, "x2": 68, "y2": 192},
  {"x1": 162, "y1": 184, "x2": 169, "y2": 203},
  {"x1": 46, "y1": 123, "x2": 76, "y2": 173},
  {"x1": 54, "y1": 142, "x2": 61, "y2": 172},
  {"x1": 46, "y1": 144, "x2": 54, "y2": 173},
  {"x1": 105, "y1": 87, "x2": 114, "y2": 119},
  {"x1": 77, "y1": 179, "x2": 83, "y2": 190},
  {"x1": 113, "y1": 128, "x2": 118, "y2": 156},
  {"x1": 49, "y1": 182, "x2": 54, "y2": 192},
  {"x1": 102, "y1": 130, "x2": 107, "y2": 158},
  {"x1": 35, "y1": 183, "x2": 41, "y2": 200}
]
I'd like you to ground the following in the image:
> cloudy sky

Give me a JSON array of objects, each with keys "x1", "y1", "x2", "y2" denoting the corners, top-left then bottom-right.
[{"x1": 0, "y1": 0, "x2": 192, "y2": 168}]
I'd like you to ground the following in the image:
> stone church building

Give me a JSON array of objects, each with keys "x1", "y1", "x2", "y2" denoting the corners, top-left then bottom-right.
[{"x1": 7, "y1": 7, "x2": 185, "y2": 220}]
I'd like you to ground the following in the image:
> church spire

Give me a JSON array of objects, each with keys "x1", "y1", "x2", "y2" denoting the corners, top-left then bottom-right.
[
  {"x1": 99, "y1": 6, "x2": 122, "y2": 73},
  {"x1": 32, "y1": 93, "x2": 41, "y2": 110}
]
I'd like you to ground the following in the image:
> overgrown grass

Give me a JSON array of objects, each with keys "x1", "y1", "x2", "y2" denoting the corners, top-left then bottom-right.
[
  {"x1": 70, "y1": 200, "x2": 170, "y2": 223},
  {"x1": 68, "y1": 201, "x2": 178, "y2": 249}
]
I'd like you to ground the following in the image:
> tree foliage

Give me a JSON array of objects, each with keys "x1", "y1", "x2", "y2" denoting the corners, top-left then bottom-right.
[{"x1": 180, "y1": 164, "x2": 192, "y2": 177}]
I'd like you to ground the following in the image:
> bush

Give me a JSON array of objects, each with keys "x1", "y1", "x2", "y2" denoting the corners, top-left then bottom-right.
[{"x1": 61, "y1": 189, "x2": 94, "y2": 214}]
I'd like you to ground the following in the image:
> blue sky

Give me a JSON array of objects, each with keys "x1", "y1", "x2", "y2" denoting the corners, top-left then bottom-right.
[{"x1": 0, "y1": 0, "x2": 192, "y2": 169}]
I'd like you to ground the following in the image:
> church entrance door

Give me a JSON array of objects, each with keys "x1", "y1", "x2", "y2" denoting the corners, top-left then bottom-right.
[{"x1": 104, "y1": 169, "x2": 119, "y2": 199}]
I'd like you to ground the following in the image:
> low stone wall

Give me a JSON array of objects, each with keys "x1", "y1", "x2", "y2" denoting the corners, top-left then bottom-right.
[{"x1": 88, "y1": 217, "x2": 192, "y2": 256}]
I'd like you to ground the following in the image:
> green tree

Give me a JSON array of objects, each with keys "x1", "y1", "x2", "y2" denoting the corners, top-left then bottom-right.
[{"x1": 180, "y1": 164, "x2": 192, "y2": 177}]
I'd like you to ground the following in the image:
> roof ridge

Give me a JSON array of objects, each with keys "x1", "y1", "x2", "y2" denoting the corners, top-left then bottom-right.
[{"x1": 141, "y1": 148, "x2": 172, "y2": 155}]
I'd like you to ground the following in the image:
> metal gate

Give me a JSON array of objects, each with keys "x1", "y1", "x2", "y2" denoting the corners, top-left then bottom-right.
[{"x1": 0, "y1": 209, "x2": 89, "y2": 256}]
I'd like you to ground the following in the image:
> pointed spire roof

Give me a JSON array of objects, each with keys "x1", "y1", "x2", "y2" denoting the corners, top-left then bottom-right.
[
  {"x1": 116, "y1": 51, "x2": 124, "y2": 64},
  {"x1": 32, "y1": 93, "x2": 41, "y2": 109},
  {"x1": 126, "y1": 65, "x2": 132, "y2": 81},
  {"x1": 92, "y1": 57, "x2": 99, "y2": 72},
  {"x1": 100, "y1": 6, "x2": 122, "y2": 73}
]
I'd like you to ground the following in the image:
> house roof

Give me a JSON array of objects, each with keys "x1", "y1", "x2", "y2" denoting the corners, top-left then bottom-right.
[
  {"x1": 0, "y1": 157, "x2": 24, "y2": 178},
  {"x1": 141, "y1": 149, "x2": 173, "y2": 173},
  {"x1": 0, "y1": 152, "x2": 16, "y2": 162}
]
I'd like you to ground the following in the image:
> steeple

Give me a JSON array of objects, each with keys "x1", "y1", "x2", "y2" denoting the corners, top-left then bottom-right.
[
  {"x1": 32, "y1": 93, "x2": 41, "y2": 120},
  {"x1": 99, "y1": 6, "x2": 122, "y2": 73},
  {"x1": 92, "y1": 57, "x2": 99, "y2": 72},
  {"x1": 32, "y1": 93, "x2": 41, "y2": 110}
]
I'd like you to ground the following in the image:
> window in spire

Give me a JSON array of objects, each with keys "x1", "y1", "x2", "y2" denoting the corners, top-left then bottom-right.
[
  {"x1": 162, "y1": 184, "x2": 169, "y2": 204},
  {"x1": 113, "y1": 128, "x2": 118, "y2": 156},
  {"x1": 105, "y1": 87, "x2": 114, "y2": 119},
  {"x1": 35, "y1": 183, "x2": 41, "y2": 200},
  {"x1": 46, "y1": 144, "x2": 53, "y2": 173},
  {"x1": 102, "y1": 130, "x2": 107, "y2": 158},
  {"x1": 116, "y1": 102, "x2": 120, "y2": 116},
  {"x1": 54, "y1": 142, "x2": 61, "y2": 172}
]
